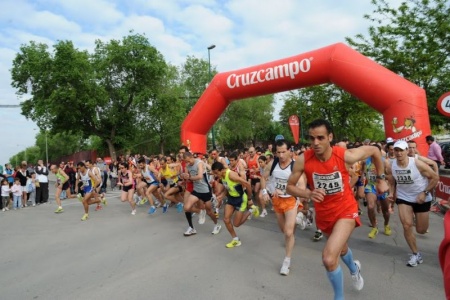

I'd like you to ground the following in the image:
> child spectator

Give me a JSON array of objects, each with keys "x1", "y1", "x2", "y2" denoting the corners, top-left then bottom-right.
[
  {"x1": 27, "y1": 172, "x2": 37, "y2": 207},
  {"x1": 1, "y1": 179, "x2": 10, "y2": 211},
  {"x1": 11, "y1": 178, "x2": 23, "y2": 210}
]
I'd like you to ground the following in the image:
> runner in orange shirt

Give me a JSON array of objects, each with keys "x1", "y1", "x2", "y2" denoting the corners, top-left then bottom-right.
[{"x1": 286, "y1": 119, "x2": 388, "y2": 300}]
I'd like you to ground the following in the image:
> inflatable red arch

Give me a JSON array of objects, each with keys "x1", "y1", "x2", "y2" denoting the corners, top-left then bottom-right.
[{"x1": 181, "y1": 43, "x2": 431, "y2": 154}]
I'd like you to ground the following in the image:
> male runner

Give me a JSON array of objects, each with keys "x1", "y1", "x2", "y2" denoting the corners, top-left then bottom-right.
[
  {"x1": 260, "y1": 139, "x2": 297, "y2": 276},
  {"x1": 386, "y1": 140, "x2": 438, "y2": 267},
  {"x1": 75, "y1": 162, "x2": 103, "y2": 221},
  {"x1": 286, "y1": 119, "x2": 389, "y2": 299},
  {"x1": 182, "y1": 152, "x2": 221, "y2": 236},
  {"x1": 212, "y1": 161, "x2": 257, "y2": 247}
]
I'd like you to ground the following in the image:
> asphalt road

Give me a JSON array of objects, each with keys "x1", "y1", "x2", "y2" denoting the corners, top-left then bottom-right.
[{"x1": 0, "y1": 180, "x2": 445, "y2": 300}]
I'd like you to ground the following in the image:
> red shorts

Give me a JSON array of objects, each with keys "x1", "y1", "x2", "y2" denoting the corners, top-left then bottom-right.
[
  {"x1": 272, "y1": 196, "x2": 297, "y2": 214},
  {"x1": 186, "y1": 181, "x2": 194, "y2": 193},
  {"x1": 316, "y1": 210, "x2": 361, "y2": 236}
]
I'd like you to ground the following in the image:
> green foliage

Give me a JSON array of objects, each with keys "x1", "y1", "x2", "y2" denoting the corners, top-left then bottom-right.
[
  {"x1": 279, "y1": 85, "x2": 384, "y2": 142},
  {"x1": 11, "y1": 32, "x2": 169, "y2": 160},
  {"x1": 346, "y1": 0, "x2": 450, "y2": 129},
  {"x1": 217, "y1": 95, "x2": 275, "y2": 149},
  {"x1": 179, "y1": 56, "x2": 213, "y2": 112}
]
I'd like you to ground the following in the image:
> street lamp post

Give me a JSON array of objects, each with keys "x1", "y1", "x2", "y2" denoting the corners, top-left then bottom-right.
[
  {"x1": 208, "y1": 44, "x2": 216, "y2": 149},
  {"x1": 45, "y1": 130, "x2": 49, "y2": 168}
]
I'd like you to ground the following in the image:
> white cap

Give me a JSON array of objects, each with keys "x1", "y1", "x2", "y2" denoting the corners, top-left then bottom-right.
[
  {"x1": 386, "y1": 137, "x2": 394, "y2": 143},
  {"x1": 393, "y1": 140, "x2": 408, "y2": 150}
]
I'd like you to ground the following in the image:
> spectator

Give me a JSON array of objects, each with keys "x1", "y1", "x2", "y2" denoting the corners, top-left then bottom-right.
[
  {"x1": 64, "y1": 161, "x2": 77, "y2": 194},
  {"x1": 35, "y1": 159, "x2": 49, "y2": 204},
  {"x1": 11, "y1": 177, "x2": 23, "y2": 210},
  {"x1": 425, "y1": 135, "x2": 444, "y2": 168},
  {"x1": 96, "y1": 157, "x2": 108, "y2": 193},
  {"x1": 3, "y1": 164, "x2": 14, "y2": 187},
  {"x1": 15, "y1": 162, "x2": 28, "y2": 207},
  {"x1": 1, "y1": 178, "x2": 11, "y2": 211}
]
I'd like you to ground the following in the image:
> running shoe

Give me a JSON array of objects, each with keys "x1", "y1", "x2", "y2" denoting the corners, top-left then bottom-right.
[
  {"x1": 351, "y1": 260, "x2": 364, "y2": 290},
  {"x1": 211, "y1": 224, "x2": 222, "y2": 235},
  {"x1": 101, "y1": 197, "x2": 107, "y2": 206},
  {"x1": 226, "y1": 239, "x2": 242, "y2": 248},
  {"x1": 296, "y1": 212, "x2": 306, "y2": 230},
  {"x1": 313, "y1": 230, "x2": 323, "y2": 241},
  {"x1": 139, "y1": 197, "x2": 148, "y2": 205},
  {"x1": 251, "y1": 205, "x2": 260, "y2": 218},
  {"x1": 198, "y1": 209, "x2": 206, "y2": 224},
  {"x1": 162, "y1": 204, "x2": 168, "y2": 213},
  {"x1": 306, "y1": 208, "x2": 314, "y2": 226},
  {"x1": 368, "y1": 227, "x2": 378, "y2": 239},
  {"x1": 183, "y1": 226, "x2": 197, "y2": 236},
  {"x1": 95, "y1": 205, "x2": 103, "y2": 211},
  {"x1": 280, "y1": 259, "x2": 290, "y2": 276},
  {"x1": 384, "y1": 224, "x2": 392, "y2": 236},
  {"x1": 148, "y1": 206, "x2": 156, "y2": 214},
  {"x1": 77, "y1": 193, "x2": 83, "y2": 202},
  {"x1": 81, "y1": 213, "x2": 89, "y2": 221},
  {"x1": 260, "y1": 209, "x2": 268, "y2": 218},
  {"x1": 131, "y1": 209, "x2": 136, "y2": 215},
  {"x1": 155, "y1": 201, "x2": 162, "y2": 208},
  {"x1": 407, "y1": 253, "x2": 423, "y2": 267},
  {"x1": 176, "y1": 202, "x2": 184, "y2": 213},
  {"x1": 54, "y1": 207, "x2": 64, "y2": 213},
  {"x1": 133, "y1": 194, "x2": 139, "y2": 204}
]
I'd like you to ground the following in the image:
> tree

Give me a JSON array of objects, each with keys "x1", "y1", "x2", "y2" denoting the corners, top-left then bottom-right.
[
  {"x1": 218, "y1": 95, "x2": 275, "y2": 149},
  {"x1": 346, "y1": 0, "x2": 450, "y2": 129},
  {"x1": 11, "y1": 32, "x2": 169, "y2": 161},
  {"x1": 279, "y1": 85, "x2": 384, "y2": 142},
  {"x1": 179, "y1": 56, "x2": 213, "y2": 113}
]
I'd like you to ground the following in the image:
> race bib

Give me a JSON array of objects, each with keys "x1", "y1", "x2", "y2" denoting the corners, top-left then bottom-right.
[
  {"x1": 367, "y1": 171, "x2": 377, "y2": 183},
  {"x1": 275, "y1": 177, "x2": 287, "y2": 195},
  {"x1": 394, "y1": 169, "x2": 413, "y2": 184},
  {"x1": 312, "y1": 172, "x2": 344, "y2": 195}
]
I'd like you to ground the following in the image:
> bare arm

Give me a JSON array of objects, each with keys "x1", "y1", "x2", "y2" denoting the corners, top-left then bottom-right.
[
  {"x1": 417, "y1": 155, "x2": 439, "y2": 174},
  {"x1": 190, "y1": 162, "x2": 204, "y2": 181},
  {"x1": 416, "y1": 158, "x2": 439, "y2": 192},
  {"x1": 285, "y1": 155, "x2": 313, "y2": 200},
  {"x1": 345, "y1": 146, "x2": 389, "y2": 194}
]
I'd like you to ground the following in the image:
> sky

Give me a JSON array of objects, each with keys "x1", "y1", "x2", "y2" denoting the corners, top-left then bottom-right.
[{"x1": 0, "y1": 0, "x2": 402, "y2": 164}]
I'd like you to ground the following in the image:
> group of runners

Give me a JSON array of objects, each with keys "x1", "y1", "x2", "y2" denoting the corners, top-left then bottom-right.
[{"x1": 45, "y1": 118, "x2": 439, "y2": 300}]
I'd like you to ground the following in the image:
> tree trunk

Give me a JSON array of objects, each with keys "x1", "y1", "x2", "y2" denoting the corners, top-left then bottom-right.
[
  {"x1": 159, "y1": 139, "x2": 164, "y2": 155},
  {"x1": 105, "y1": 139, "x2": 117, "y2": 161}
]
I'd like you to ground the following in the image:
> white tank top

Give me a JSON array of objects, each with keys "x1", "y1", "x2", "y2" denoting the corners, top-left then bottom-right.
[
  {"x1": 270, "y1": 161, "x2": 293, "y2": 198},
  {"x1": 391, "y1": 157, "x2": 431, "y2": 203}
]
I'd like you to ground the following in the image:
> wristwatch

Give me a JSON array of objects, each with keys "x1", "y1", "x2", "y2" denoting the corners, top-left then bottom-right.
[
  {"x1": 423, "y1": 190, "x2": 430, "y2": 196},
  {"x1": 376, "y1": 174, "x2": 386, "y2": 180}
]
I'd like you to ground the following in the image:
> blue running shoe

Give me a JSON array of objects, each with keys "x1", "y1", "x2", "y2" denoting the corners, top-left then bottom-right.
[
  {"x1": 148, "y1": 206, "x2": 156, "y2": 214},
  {"x1": 163, "y1": 204, "x2": 168, "y2": 213},
  {"x1": 176, "y1": 202, "x2": 184, "y2": 213}
]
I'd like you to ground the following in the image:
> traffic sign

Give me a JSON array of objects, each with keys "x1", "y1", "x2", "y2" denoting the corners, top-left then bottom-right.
[{"x1": 437, "y1": 92, "x2": 450, "y2": 117}]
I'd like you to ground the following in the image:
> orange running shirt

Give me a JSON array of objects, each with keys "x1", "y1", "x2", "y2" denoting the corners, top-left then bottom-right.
[{"x1": 304, "y1": 146, "x2": 359, "y2": 223}]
